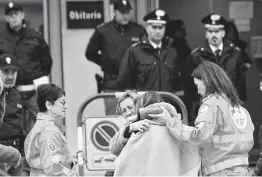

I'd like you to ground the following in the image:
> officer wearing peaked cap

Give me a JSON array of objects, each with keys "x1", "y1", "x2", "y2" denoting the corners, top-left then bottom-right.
[
  {"x1": 182, "y1": 13, "x2": 246, "y2": 125},
  {"x1": 117, "y1": 9, "x2": 181, "y2": 94},
  {"x1": 0, "y1": 53, "x2": 25, "y2": 176},
  {"x1": 85, "y1": 0, "x2": 145, "y2": 116},
  {"x1": 0, "y1": 54, "x2": 19, "y2": 69}
]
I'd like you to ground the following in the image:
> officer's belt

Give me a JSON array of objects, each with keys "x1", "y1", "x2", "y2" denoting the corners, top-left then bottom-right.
[
  {"x1": 104, "y1": 73, "x2": 118, "y2": 80},
  {"x1": 17, "y1": 84, "x2": 35, "y2": 92}
]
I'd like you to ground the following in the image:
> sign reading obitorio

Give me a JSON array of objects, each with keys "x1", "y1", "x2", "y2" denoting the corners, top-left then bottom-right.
[{"x1": 66, "y1": 1, "x2": 104, "y2": 29}]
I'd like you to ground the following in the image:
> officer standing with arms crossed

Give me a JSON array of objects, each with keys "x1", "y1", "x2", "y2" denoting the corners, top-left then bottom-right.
[
  {"x1": 0, "y1": 2, "x2": 53, "y2": 133},
  {"x1": 183, "y1": 13, "x2": 245, "y2": 125},
  {"x1": 117, "y1": 9, "x2": 180, "y2": 94},
  {"x1": 85, "y1": 0, "x2": 145, "y2": 115}
]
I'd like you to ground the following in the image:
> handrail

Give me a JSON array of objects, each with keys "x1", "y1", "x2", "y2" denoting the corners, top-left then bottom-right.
[{"x1": 77, "y1": 91, "x2": 188, "y2": 126}]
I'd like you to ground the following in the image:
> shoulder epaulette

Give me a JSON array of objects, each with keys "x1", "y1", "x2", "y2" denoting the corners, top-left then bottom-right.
[
  {"x1": 191, "y1": 47, "x2": 202, "y2": 54},
  {"x1": 96, "y1": 23, "x2": 106, "y2": 29},
  {"x1": 132, "y1": 41, "x2": 143, "y2": 47},
  {"x1": 229, "y1": 43, "x2": 240, "y2": 51}
]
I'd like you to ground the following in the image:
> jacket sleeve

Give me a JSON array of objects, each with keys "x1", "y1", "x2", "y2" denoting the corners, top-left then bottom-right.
[
  {"x1": 0, "y1": 92, "x2": 6, "y2": 125},
  {"x1": 116, "y1": 47, "x2": 136, "y2": 90},
  {"x1": 85, "y1": 29, "x2": 102, "y2": 66},
  {"x1": 254, "y1": 126, "x2": 262, "y2": 176},
  {"x1": 40, "y1": 131, "x2": 78, "y2": 176},
  {"x1": 109, "y1": 127, "x2": 129, "y2": 156},
  {"x1": 0, "y1": 144, "x2": 21, "y2": 166},
  {"x1": 39, "y1": 37, "x2": 53, "y2": 76},
  {"x1": 165, "y1": 103, "x2": 218, "y2": 146}
]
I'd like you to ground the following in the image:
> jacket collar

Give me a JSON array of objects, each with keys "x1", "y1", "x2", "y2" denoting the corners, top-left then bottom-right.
[
  {"x1": 36, "y1": 113, "x2": 67, "y2": 134},
  {"x1": 5, "y1": 21, "x2": 26, "y2": 35}
]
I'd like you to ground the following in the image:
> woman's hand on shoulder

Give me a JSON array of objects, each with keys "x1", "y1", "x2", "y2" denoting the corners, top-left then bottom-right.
[{"x1": 129, "y1": 119, "x2": 150, "y2": 133}]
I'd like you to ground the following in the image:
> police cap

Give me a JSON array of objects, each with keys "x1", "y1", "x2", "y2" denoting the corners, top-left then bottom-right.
[
  {"x1": 114, "y1": 0, "x2": 132, "y2": 13},
  {"x1": 143, "y1": 9, "x2": 169, "y2": 24},
  {"x1": 201, "y1": 13, "x2": 227, "y2": 29},
  {"x1": 4, "y1": 2, "x2": 23, "y2": 15},
  {"x1": 0, "y1": 54, "x2": 19, "y2": 70}
]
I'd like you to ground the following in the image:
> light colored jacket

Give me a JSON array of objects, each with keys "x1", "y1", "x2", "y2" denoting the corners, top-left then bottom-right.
[
  {"x1": 113, "y1": 102, "x2": 200, "y2": 176},
  {"x1": 24, "y1": 113, "x2": 78, "y2": 176},
  {"x1": 166, "y1": 94, "x2": 254, "y2": 176}
]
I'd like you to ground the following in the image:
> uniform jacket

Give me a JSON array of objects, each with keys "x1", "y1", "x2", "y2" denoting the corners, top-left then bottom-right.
[
  {"x1": 24, "y1": 113, "x2": 78, "y2": 176},
  {"x1": 253, "y1": 125, "x2": 262, "y2": 176},
  {"x1": 113, "y1": 102, "x2": 200, "y2": 176},
  {"x1": 0, "y1": 92, "x2": 5, "y2": 125},
  {"x1": 0, "y1": 91, "x2": 21, "y2": 172},
  {"x1": 0, "y1": 24, "x2": 53, "y2": 85},
  {"x1": 0, "y1": 88, "x2": 22, "y2": 140},
  {"x1": 183, "y1": 40, "x2": 246, "y2": 102},
  {"x1": 165, "y1": 94, "x2": 254, "y2": 176},
  {"x1": 85, "y1": 20, "x2": 145, "y2": 89},
  {"x1": 116, "y1": 36, "x2": 179, "y2": 92}
]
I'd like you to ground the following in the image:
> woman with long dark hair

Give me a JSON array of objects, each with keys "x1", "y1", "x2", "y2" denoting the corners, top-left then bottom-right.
[{"x1": 150, "y1": 61, "x2": 254, "y2": 176}]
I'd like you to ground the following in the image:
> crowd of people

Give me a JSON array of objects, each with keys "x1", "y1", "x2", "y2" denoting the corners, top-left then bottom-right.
[{"x1": 0, "y1": 0, "x2": 261, "y2": 176}]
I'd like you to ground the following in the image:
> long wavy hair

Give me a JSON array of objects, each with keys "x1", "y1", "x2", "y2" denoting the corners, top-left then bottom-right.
[{"x1": 192, "y1": 61, "x2": 242, "y2": 106}]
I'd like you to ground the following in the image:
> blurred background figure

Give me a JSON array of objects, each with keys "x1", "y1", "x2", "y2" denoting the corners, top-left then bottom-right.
[
  {"x1": 225, "y1": 21, "x2": 252, "y2": 71},
  {"x1": 165, "y1": 19, "x2": 191, "y2": 74},
  {"x1": 165, "y1": 19, "x2": 191, "y2": 105},
  {"x1": 85, "y1": 0, "x2": 145, "y2": 116}
]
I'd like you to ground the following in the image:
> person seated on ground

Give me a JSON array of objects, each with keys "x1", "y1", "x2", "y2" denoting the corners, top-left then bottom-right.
[{"x1": 113, "y1": 91, "x2": 200, "y2": 176}]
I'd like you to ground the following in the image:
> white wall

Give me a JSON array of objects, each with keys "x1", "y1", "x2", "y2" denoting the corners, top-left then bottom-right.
[{"x1": 61, "y1": 0, "x2": 105, "y2": 153}]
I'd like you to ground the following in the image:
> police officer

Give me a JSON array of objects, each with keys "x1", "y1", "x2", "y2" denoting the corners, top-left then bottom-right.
[
  {"x1": 0, "y1": 54, "x2": 23, "y2": 175},
  {"x1": 150, "y1": 61, "x2": 254, "y2": 176},
  {"x1": 183, "y1": 13, "x2": 245, "y2": 125},
  {"x1": 117, "y1": 9, "x2": 180, "y2": 93},
  {"x1": 0, "y1": 2, "x2": 53, "y2": 132},
  {"x1": 85, "y1": 0, "x2": 145, "y2": 115}
]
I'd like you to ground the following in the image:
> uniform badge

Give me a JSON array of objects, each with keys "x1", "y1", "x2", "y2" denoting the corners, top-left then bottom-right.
[
  {"x1": 131, "y1": 37, "x2": 139, "y2": 42},
  {"x1": 155, "y1": 10, "x2": 165, "y2": 20},
  {"x1": 199, "y1": 105, "x2": 209, "y2": 114},
  {"x1": 48, "y1": 142, "x2": 57, "y2": 152},
  {"x1": 211, "y1": 14, "x2": 221, "y2": 24},
  {"x1": 17, "y1": 104, "x2": 22, "y2": 109},
  {"x1": 230, "y1": 106, "x2": 248, "y2": 129},
  {"x1": 6, "y1": 57, "x2": 11, "y2": 64},
  {"x1": 122, "y1": 0, "x2": 127, "y2": 6},
  {"x1": 8, "y1": 2, "x2": 14, "y2": 8}
]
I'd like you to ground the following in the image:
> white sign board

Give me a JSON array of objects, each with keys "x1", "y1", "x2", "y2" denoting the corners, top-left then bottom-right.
[
  {"x1": 251, "y1": 36, "x2": 262, "y2": 58},
  {"x1": 229, "y1": 1, "x2": 253, "y2": 19},
  {"x1": 84, "y1": 116, "x2": 126, "y2": 171}
]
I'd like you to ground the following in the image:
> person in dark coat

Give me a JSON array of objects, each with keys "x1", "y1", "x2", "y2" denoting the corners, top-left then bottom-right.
[
  {"x1": 183, "y1": 14, "x2": 245, "y2": 125},
  {"x1": 85, "y1": 0, "x2": 145, "y2": 115},
  {"x1": 117, "y1": 9, "x2": 180, "y2": 94},
  {"x1": 0, "y1": 2, "x2": 53, "y2": 134},
  {"x1": 0, "y1": 54, "x2": 24, "y2": 175}
]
